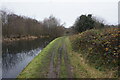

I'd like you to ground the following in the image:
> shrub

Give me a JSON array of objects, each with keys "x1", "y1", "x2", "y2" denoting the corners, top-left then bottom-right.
[
  {"x1": 73, "y1": 14, "x2": 95, "y2": 33},
  {"x1": 70, "y1": 27, "x2": 119, "y2": 71}
]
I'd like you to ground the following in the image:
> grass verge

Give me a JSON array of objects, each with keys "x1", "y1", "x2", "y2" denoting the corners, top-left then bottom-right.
[{"x1": 18, "y1": 37, "x2": 62, "y2": 78}]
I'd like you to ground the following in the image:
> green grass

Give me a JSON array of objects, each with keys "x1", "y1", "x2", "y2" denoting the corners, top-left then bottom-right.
[
  {"x1": 18, "y1": 31, "x2": 119, "y2": 78},
  {"x1": 18, "y1": 37, "x2": 63, "y2": 78},
  {"x1": 18, "y1": 37, "x2": 69, "y2": 78},
  {"x1": 60, "y1": 56, "x2": 68, "y2": 78}
]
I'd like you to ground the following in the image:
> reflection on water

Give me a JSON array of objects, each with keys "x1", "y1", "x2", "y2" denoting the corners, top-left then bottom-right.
[{"x1": 2, "y1": 38, "x2": 52, "y2": 78}]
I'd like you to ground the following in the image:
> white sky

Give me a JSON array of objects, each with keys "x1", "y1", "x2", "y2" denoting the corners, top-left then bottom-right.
[{"x1": 0, "y1": 0, "x2": 119, "y2": 28}]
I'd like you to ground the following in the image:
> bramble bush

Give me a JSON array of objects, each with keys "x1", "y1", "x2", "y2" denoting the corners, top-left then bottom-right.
[{"x1": 70, "y1": 27, "x2": 119, "y2": 71}]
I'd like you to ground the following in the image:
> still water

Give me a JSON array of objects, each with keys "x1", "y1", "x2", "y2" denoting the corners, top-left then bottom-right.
[{"x1": 2, "y1": 38, "x2": 52, "y2": 78}]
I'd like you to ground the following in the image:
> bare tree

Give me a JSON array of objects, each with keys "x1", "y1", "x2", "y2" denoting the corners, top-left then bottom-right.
[{"x1": 2, "y1": 10, "x2": 65, "y2": 39}]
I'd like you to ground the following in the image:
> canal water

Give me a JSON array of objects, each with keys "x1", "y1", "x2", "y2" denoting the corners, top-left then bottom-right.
[{"x1": 2, "y1": 38, "x2": 52, "y2": 78}]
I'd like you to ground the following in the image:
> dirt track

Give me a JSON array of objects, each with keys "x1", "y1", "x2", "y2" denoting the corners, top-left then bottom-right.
[{"x1": 47, "y1": 40, "x2": 73, "y2": 78}]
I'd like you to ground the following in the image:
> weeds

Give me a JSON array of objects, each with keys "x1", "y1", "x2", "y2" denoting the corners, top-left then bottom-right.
[{"x1": 70, "y1": 27, "x2": 119, "y2": 77}]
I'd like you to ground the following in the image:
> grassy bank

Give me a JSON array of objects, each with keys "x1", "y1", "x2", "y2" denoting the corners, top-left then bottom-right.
[
  {"x1": 69, "y1": 27, "x2": 119, "y2": 78},
  {"x1": 18, "y1": 27, "x2": 119, "y2": 78},
  {"x1": 18, "y1": 37, "x2": 62, "y2": 78},
  {"x1": 3, "y1": 35, "x2": 50, "y2": 43},
  {"x1": 65, "y1": 37, "x2": 112, "y2": 78},
  {"x1": 18, "y1": 37, "x2": 70, "y2": 78}
]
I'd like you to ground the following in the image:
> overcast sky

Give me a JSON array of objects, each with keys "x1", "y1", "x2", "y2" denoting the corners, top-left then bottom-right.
[{"x1": 0, "y1": 0, "x2": 119, "y2": 28}]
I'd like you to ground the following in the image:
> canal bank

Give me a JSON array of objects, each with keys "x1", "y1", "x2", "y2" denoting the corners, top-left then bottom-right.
[
  {"x1": 18, "y1": 36, "x2": 117, "y2": 78},
  {"x1": 2, "y1": 38, "x2": 52, "y2": 78},
  {"x1": 18, "y1": 36, "x2": 73, "y2": 78}
]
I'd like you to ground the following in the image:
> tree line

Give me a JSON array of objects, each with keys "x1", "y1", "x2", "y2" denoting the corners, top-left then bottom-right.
[
  {"x1": 1, "y1": 10, "x2": 65, "y2": 39},
  {"x1": 72, "y1": 14, "x2": 105, "y2": 33},
  {"x1": 72, "y1": 14, "x2": 119, "y2": 34}
]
